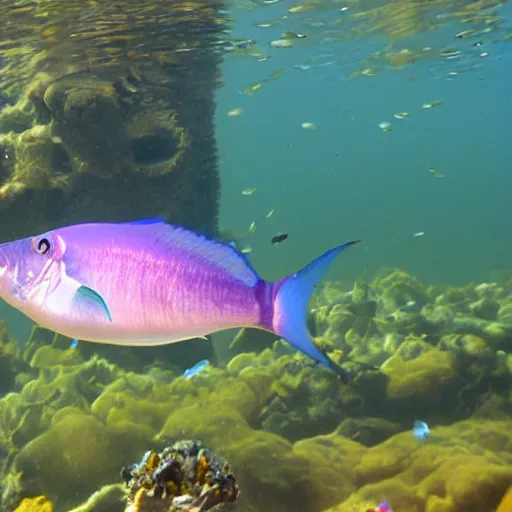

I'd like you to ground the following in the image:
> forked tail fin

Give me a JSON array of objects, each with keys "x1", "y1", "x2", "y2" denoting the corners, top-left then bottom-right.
[{"x1": 270, "y1": 241, "x2": 360, "y2": 381}]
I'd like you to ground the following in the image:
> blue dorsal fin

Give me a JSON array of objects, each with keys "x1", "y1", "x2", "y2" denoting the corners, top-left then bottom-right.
[{"x1": 126, "y1": 218, "x2": 166, "y2": 225}]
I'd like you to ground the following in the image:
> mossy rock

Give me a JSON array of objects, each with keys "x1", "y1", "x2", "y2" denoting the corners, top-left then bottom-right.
[
  {"x1": 325, "y1": 420, "x2": 512, "y2": 512},
  {"x1": 382, "y1": 349, "x2": 460, "y2": 419},
  {"x1": 15, "y1": 410, "x2": 143, "y2": 508}
]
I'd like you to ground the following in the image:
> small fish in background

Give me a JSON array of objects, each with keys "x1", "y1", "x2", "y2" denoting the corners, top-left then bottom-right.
[
  {"x1": 228, "y1": 107, "x2": 244, "y2": 117},
  {"x1": 413, "y1": 420, "x2": 431, "y2": 440},
  {"x1": 69, "y1": 339, "x2": 79, "y2": 349},
  {"x1": 242, "y1": 187, "x2": 257, "y2": 196},
  {"x1": 378, "y1": 121, "x2": 392, "y2": 132},
  {"x1": 271, "y1": 233, "x2": 288, "y2": 245},
  {"x1": 422, "y1": 99, "x2": 444, "y2": 109},
  {"x1": 184, "y1": 359, "x2": 210, "y2": 380},
  {"x1": 413, "y1": 232, "x2": 425, "y2": 237},
  {"x1": 302, "y1": 122, "x2": 316, "y2": 129},
  {"x1": 366, "y1": 501, "x2": 391, "y2": 512},
  {"x1": 429, "y1": 167, "x2": 445, "y2": 178}
]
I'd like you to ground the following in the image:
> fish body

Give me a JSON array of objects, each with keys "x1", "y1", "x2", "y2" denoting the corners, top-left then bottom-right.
[
  {"x1": 184, "y1": 359, "x2": 210, "y2": 379},
  {"x1": 0, "y1": 218, "x2": 359, "y2": 379},
  {"x1": 413, "y1": 420, "x2": 430, "y2": 440},
  {"x1": 271, "y1": 233, "x2": 288, "y2": 245}
]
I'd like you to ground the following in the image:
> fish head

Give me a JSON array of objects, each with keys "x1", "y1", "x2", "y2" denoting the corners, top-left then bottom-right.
[{"x1": 0, "y1": 230, "x2": 68, "y2": 314}]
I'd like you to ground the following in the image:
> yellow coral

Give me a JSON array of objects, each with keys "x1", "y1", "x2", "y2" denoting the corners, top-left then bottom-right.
[
  {"x1": 497, "y1": 487, "x2": 512, "y2": 512},
  {"x1": 14, "y1": 496, "x2": 53, "y2": 512}
]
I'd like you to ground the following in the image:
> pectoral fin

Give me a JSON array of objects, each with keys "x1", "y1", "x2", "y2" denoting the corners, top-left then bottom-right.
[{"x1": 72, "y1": 285, "x2": 113, "y2": 322}]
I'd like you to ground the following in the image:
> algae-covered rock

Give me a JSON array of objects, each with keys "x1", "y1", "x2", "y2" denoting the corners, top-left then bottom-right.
[
  {"x1": 68, "y1": 484, "x2": 125, "y2": 512},
  {"x1": 323, "y1": 420, "x2": 512, "y2": 512},
  {"x1": 373, "y1": 268, "x2": 431, "y2": 315},
  {"x1": 382, "y1": 349, "x2": 461, "y2": 419},
  {"x1": 0, "y1": 321, "x2": 30, "y2": 395},
  {"x1": 15, "y1": 410, "x2": 144, "y2": 508},
  {"x1": 335, "y1": 417, "x2": 402, "y2": 446},
  {"x1": 13, "y1": 496, "x2": 53, "y2": 512},
  {"x1": 292, "y1": 433, "x2": 367, "y2": 511}
]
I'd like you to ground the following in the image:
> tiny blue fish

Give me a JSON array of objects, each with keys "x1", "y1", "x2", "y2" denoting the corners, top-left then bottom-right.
[
  {"x1": 413, "y1": 420, "x2": 430, "y2": 440},
  {"x1": 183, "y1": 359, "x2": 210, "y2": 380},
  {"x1": 69, "y1": 339, "x2": 79, "y2": 349}
]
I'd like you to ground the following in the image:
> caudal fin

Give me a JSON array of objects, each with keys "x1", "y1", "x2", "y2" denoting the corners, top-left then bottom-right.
[{"x1": 271, "y1": 241, "x2": 360, "y2": 382}]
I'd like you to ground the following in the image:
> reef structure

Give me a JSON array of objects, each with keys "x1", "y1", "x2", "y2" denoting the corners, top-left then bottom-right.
[
  {"x1": 0, "y1": 0, "x2": 226, "y2": 239},
  {"x1": 121, "y1": 441, "x2": 240, "y2": 512}
]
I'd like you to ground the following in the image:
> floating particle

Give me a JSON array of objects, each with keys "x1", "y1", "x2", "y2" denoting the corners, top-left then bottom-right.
[
  {"x1": 270, "y1": 39, "x2": 294, "y2": 48},
  {"x1": 413, "y1": 420, "x2": 430, "y2": 441},
  {"x1": 302, "y1": 122, "x2": 316, "y2": 129},
  {"x1": 242, "y1": 187, "x2": 257, "y2": 196},
  {"x1": 241, "y1": 246, "x2": 253, "y2": 254},
  {"x1": 429, "y1": 167, "x2": 445, "y2": 178},
  {"x1": 340, "y1": 6, "x2": 349, "y2": 11},
  {"x1": 378, "y1": 121, "x2": 392, "y2": 132},
  {"x1": 413, "y1": 232, "x2": 425, "y2": 237},
  {"x1": 271, "y1": 233, "x2": 289, "y2": 244},
  {"x1": 393, "y1": 112, "x2": 409, "y2": 119},
  {"x1": 480, "y1": 52, "x2": 490, "y2": 57},
  {"x1": 228, "y1": 108, "x2": 244, "y2": 117}
]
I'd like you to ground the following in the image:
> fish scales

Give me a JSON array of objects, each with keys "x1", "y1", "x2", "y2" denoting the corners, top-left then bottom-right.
[{"x1": 53, "y1": 223, "x2": 262, "y2": 342}]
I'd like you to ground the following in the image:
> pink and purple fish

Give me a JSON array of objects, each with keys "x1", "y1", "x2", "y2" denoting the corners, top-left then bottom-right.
[{"x1": 0, "y1": 218, "x2": 359, "y2": 380}]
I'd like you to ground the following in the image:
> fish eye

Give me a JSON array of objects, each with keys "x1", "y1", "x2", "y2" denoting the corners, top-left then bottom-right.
[{"x1": 34, "y1": 237, "x2": 51, "y2": 255}]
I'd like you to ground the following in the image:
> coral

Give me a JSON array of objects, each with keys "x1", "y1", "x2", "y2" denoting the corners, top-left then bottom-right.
[
  {"x1": 121, "y1": 441, "x2": 239, "y2": 511},
  {"x1": 13, "y1": 496, "x2": 53, "y2": 512},
  {"x1": 496, "y1": 487, "x2": 512, "y2": 512}
]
